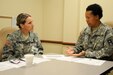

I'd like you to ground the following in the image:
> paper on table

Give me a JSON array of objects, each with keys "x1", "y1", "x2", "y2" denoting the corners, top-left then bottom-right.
[
  {"x1": 55, "y1": 56, "x2": 76, "y2": 62},
  {"x1": 41, "y1": 54, "x2": 106, "y2": 66},
  {"x1": 0, "y1": 61, "x2": 15, "y2": 71},
  {"x1": 42, "y1": 55, "x2": 77, "y2": 62},
  {"x1": 71, "y1": 58, "x2": 105, "y2": 66},
  {"x1": 33, "y1": 57, "x2": 50, "y2": 64},
  {"x1": 5, "y1": 60, "x2": 26, "y2": 68},
  {"x1": 4, "y1": 57, "x2": 50, "y2": 68},
  {"x1": 0, "y1": 57, "x2": 50, "y2": 71},
  {"x1": 11, "y1": 61, "x2": 26, "y2": 68},
  {"x1": 55, "y1": 56, "x2": 105, "y2": 66},
  {"x1": 12, "y1": 57, "x2": 51, "y2": 68},
  {"x1": 42, "y1": 54, "x2": 65, "y2": 59}
]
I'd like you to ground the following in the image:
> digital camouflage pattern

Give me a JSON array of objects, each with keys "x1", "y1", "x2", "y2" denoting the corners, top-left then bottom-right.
[
  {"x1": 74, "y1": 23, "x2": 113, "y2": 60},
  {"x1": 2, "y1": 30, "x2": 43, "y2": 61}
]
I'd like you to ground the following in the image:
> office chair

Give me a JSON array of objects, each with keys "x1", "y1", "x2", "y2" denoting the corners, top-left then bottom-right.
[
  {"x1": 0, "y1": 26, "x2": 18, "y2": 59},
  {"x1": 104, "y1": 21, "x2": 113, "y2": 75},
  {"x1": 104, "y1": 21, "x2": 113, "y2": 28}
]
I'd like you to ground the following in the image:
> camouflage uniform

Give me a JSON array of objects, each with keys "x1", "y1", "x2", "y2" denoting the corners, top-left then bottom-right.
[
  {"x1": 74, "y1": 23, "x2": 113, "y2": 60},
  {"x1": 2, "y1": 30, "x2": 43, "y2": 61}
]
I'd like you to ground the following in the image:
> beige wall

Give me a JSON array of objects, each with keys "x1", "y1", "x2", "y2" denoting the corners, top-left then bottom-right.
[
  {"x1": 42, "y1": 43, "x2": 63, "y2": 54},
  {"x1": 0, "y1": 0, "x2": 113, "y2": 54},
  {"x1": 1, "y1": 0, "x2": 113, "y2": 43},
  {"x1": 0, "y1": 0, "x2": 43, "y2": 38},
  {"x1": 42, "y1": 0, "x2": 80, "y2": 43},
  {"x1": 0, "y1": 18, "x2": 12, "y2": 29},
  {"x1": 42, "y1": 0, "x2": 113, "y2": 54},
  {"x1": 79, "y1": 0, "x2": 113, "y2": 33},
  {"x1": 63, "y1": 0, "x2": 80, "y2": 43},
  {"x1": 42, "y1": 0, "x2": 64, "y2": 41}
]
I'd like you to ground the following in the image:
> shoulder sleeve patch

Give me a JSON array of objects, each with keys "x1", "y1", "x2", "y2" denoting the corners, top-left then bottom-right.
[{"x1": 107, "y1": 37, "x2": 113, "y2": 46}]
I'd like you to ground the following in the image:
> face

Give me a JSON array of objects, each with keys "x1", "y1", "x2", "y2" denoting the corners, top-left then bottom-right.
[
  {"x1": 21, "y1": 17, "x2": 33, "y2": 32},
  {"x1": 85, "y1": 11, "x2": 99, "y2": 27}
]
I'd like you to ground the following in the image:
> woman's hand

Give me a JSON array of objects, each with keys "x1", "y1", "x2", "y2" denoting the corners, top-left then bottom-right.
[
  {"x1": 65, "y1": 47, "x2": 75, "y2": 55},
  {"x1": 72, "y1": 51, "x2": 85, "y2": 57},
  {"x1": 65, "y1": 47, "x2": 85, "y2": 57}
]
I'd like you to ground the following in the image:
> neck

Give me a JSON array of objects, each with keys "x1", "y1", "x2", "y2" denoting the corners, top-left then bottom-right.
[
  {"x1": 21, "y1": 29, "x2": 29, "y2": 36},
  {"x1": 92, "y1": 21, "x2": 101, "y2": 28}
]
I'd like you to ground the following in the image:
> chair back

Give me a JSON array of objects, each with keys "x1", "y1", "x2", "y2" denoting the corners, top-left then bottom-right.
[
  {"x1": 0, "y1": 27, "x2": 18, "y2": 59},
  {"x1": 104, "y1": 21, "x2": 113, "y2": 28}
]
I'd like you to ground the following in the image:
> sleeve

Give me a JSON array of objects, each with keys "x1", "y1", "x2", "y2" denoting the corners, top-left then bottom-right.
[
  {"x1": 85, "y1": 29, "x2": 113, "y2": 59},
  {"x1": 73, "y1": 29, "x2": 85, "y2": 53},
  {"x1": 2, "y1": 33, "x2": 25, "y2": 61},
  {"x1": 2, "y1": 34, "x2": 15, "y2": 61},
  {"x1": 34, "y1": 33, "x2": 43, "y2": 55}
]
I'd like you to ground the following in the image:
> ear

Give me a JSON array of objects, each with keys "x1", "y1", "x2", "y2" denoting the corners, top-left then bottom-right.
[
  {"x1": 95, "y1": 15, "x2": 99, "y2": 20},
  {"x1": 20, "y1": 24, "x2": 24, "y2": 28}
]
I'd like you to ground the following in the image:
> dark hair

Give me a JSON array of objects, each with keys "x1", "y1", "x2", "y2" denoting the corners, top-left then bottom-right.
[
  {"x1": 16, "y1": 13, "x2": 31, "y2": 28},
  {"x1": 86, "y1": 4, "x2": 103, "y2": 19}
]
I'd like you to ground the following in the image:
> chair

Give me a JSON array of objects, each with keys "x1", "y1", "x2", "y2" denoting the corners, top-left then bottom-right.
[
  {"x1": 104, "y1": 21, "x2": 113, "y2": 28},
  {"x1": 0, "y1": 27, "x2": 18, "y2": 59}
]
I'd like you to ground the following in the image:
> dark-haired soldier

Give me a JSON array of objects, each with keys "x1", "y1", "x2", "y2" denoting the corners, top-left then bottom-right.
[{"x1": 66, "y1": 4, "x2": 113, "y2": 61}]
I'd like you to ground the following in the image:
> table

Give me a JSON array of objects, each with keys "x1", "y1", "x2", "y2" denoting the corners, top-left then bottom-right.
[{"x1": 0, "y1": 57, "x2": 113, "y2": 75}]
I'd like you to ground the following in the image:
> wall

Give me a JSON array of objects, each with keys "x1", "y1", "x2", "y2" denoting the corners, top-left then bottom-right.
[
  {"x1": 0, "y1": 0, "x2": 113, "y2": 54},
  {"x1": 63, "y1": 0, "x2": 80, "y2": 43},
  {"x1": 42, "y1": 0, "x2": 80, "y2": 54},
  {"x1": 42, "y1": 0, "x2": 64, "y2": 41},
  {"x1": 1, "y1": 0, "x2": 113, "y2": 42},
  {"x1": 0, "y1": 0, "x2": 43, "y2": 38},
  {"x1": 42, "y1": 0, "x2": 113, "y2": 54},
  {"x1": 42, "y1": 0, "x2": 80, "y2": 43},
  {"x1": 79, "y1": 0, "x2": 113, "y2": 33},
  {"x1": 0, "y1": 17, "x2": 12, "y2": 29}
]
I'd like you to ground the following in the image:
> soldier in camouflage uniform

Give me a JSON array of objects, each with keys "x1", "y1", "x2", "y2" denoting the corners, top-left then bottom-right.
[
  {"x1": 66, "y1": 4, "x2": 113, "y2": 60},
  {"x1": 2, "y1": 13, "x2": 43, "y2": 61}
]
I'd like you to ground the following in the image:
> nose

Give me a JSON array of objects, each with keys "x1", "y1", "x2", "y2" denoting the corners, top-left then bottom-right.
[
  {"x1": 31, "y1": 23, "x2": 34, "y2": 27},
  {"x1": 31, "y1": 22, "x2": 33, "y2": 26},
  {"x1": 31, "y1": 25, "x2": 33, "y2": 30}
]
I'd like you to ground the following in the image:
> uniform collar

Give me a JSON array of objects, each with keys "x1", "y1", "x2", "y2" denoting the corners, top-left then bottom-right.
[
  {"x1": 18, "y1": 30, "x2": 33, "y2": 41},
  {"x1": 85, "y1": 22, "x2": 106, "y2": 36}
]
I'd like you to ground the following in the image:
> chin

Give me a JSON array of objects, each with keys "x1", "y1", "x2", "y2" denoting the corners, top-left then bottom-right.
[
  {"x1": 88, "y1": 24, "x2": 92, "y2": 27},
  {"x1": 88, "y1": 24, "x2": 93, "y2": 27}
]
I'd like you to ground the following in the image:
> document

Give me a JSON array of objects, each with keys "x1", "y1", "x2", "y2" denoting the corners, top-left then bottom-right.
[
  {"x1": 0, "y1": 61, "x2": 15, "y2": 71},
  {"x1": 43, "y1": 54, "x2": 105, "y2": 66},
  {"x1": 55, "y1": 56, "x2": 76, "y2": 62},
  {"x1": 71, "y1": 58, "x2": 105, "y2": 66},
  {"x1": 0, "y1": 55, "x2": 105, "y2": 71},
  {"x1": 42, "y1": 54, "x2": 106, "y2": 66},
  {"x1": 9, "y1": 57, "x2": 51, "y2": 68},
  {"x1": 11, "y1": 57, "x2": 51, "y2": 68},
  {"x1": 33, "y1": 57, "x2": 50, "y2": 64},
  {"x1": 7, "y1": 59, "x2": 26, "y2": 68},
  {"x1": 56, "y1": 56, "x2": 105, "y2": 66},
  {"x1": 42, "y1": 54, "x2": 65, "y2": 59}
]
